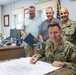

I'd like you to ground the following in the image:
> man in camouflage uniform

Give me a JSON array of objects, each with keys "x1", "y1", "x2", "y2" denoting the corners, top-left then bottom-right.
[
  {"x1": 59, "y1": 8, "x2": 76, "y2": 45},
  {"x1": 30, "y1": 22, "x2": 76, "y2": 70}
]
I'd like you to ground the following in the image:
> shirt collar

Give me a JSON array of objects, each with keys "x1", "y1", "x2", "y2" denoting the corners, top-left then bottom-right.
[
  {"x1": 29, "y1": 16, "x2": 36, "y2": 20},
  {"x1": 61, "y1": 19, "x2": 71, "y2": 28}
]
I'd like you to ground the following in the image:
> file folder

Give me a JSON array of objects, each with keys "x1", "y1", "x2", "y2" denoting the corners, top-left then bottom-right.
[{"x1": 24, "y1": 33, "x2": 35, "y2": 46}]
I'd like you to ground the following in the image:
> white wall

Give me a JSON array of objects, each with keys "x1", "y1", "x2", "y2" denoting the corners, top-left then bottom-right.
[
  {"x1": 1, "y1": 4, "x2": 11, "y2": 37},
  {"x1": 0, "y1": 6, "x2": 1, "y2": 33},
  {"x1": 1, "y1": 0, "x2": 76, "y2": 37},
  {"x1": 61, "y1": 0, "x2": 76, "y2": 21}
]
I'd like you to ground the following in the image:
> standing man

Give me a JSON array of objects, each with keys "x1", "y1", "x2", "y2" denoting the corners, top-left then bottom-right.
[
  {"x1": 30, "y1": 22, "x2": 76, "y2": 70},
  {"x1": 21, "y1": 6, "x2": 42, "y2": 57},
  {"x1": 59, "y1": 8, "x2": 76, "y2": 45},
  {"x1": 39, "y1": 7, "x2": 61, "y2": 43}
]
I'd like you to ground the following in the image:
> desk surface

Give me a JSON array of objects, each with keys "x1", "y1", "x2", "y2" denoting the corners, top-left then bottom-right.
[
  {"x1": 46, "y1": 68, "x2": 75, "y2": 75},
  {"x1": 0, "y1": 57, "x2": 75, "y2": 75}
]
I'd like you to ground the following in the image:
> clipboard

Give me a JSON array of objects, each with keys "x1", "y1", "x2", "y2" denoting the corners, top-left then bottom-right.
[{"x1": 24, "y1": 33, "x2": 35, "y2": 46}]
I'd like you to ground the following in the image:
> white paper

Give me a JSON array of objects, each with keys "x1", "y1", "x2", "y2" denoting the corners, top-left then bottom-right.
[{"x1": 0, "y1": 57, "x2": 61, "y2": 75}]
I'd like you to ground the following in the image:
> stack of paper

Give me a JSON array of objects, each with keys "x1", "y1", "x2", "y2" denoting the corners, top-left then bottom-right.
[{"x1": 0, "y1": 57, "x2": 61, "y2": 75}]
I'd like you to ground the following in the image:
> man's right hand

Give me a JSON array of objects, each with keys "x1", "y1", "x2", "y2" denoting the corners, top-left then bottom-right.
[
  {"x1": 21, "y1": 30, "x2": 27, "y2": 38},
  {"x1": 23, "y1": 34, "x2": 27, "y2": 38},
  {"x1": 30, "y1": 56, "x2": 38, "y2": 64}
]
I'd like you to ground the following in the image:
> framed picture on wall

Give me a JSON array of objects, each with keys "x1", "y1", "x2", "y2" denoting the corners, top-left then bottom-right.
[
  {"x1": 4, "y1": 15, "x2": 9, "y2": 27},
  {"x1": 24, "y1": 8, "x2": 29, "y2": 18}
]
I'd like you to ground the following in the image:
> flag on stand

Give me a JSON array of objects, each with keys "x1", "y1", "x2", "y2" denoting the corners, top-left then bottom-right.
[{"x1": 56, "y1": 0, "x2": 61, "y2": 20}]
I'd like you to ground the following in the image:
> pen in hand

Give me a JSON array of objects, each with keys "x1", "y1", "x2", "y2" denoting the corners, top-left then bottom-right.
[{"x1": 30, "y1": 56, "x2": 38, "y2": 64}]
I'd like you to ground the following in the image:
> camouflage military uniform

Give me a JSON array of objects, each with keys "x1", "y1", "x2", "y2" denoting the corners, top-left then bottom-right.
[
  {"x1": 34, "y1": 38, "x2": 76, "y2": 70},
  {"x1": 60, "y1": 19, "x2": 76, "y2": 45}
]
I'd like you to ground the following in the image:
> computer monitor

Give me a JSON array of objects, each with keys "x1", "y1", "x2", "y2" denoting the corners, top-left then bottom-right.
[
  {"x1": 10, "y1": 29, "x2": 21, "y2": 40},
  {"x1": 10, "y1": 29, "x2": 16, "y2": 38},
  {"x1": 16, "y1": 29, "x2": 21, "y2": 40}
]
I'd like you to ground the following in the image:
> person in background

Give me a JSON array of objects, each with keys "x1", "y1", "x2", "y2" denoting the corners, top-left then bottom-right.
[
  {"x1": 59, "y1": 8, "x2": 76, "y2": 45},
  {"x1": 39, "y1": 7, "x2": 61, "y2": 43},
  {"x1": 21, "y1": 6, "x2": 42, "y2": 57},
  {"x1": 30, "y1": 22, "x2": 76, "y2": 70}
]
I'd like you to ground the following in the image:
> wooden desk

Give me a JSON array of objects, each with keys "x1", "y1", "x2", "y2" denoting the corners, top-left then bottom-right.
[
  {"x1": 0, "y1": 46, "x2": 76, "y2": 75},
  {"x1": 46, "y1": 68, "x2": 76, "y2": 75},
  {"x1": 0, "y1": 46, "x2": 25, "y2": 60}
]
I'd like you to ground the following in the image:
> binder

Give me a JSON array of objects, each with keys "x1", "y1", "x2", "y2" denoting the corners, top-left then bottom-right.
[{"x1": 24, "y1": 33, "x2": 35, "y2": 46}]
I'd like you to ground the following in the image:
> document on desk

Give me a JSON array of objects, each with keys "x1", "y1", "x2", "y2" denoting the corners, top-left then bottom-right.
[{"x1": 0, "y1": 57, "x2": 61, "y2": 75}]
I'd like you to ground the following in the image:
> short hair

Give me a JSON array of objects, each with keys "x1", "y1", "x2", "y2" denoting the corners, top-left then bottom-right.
[
  {"x1": 47, "y1": 7, "x2": 53, "y2": 10},
  {"x1": 48, "y1": 22, "x2": 61, "y2": 30},
  {"x1": 29, "y1": 6, "x2": 35, "y2": 9},
  {"x1": 46, "y1": 7, "x2": 54, "y2": 12}
]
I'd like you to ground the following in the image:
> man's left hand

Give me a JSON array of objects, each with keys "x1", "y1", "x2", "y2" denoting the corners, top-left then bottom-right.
[
  {"x1": 52, "y1": 61, "x2": 64, "y2": 67},
  {"x1": 33, "y1": 36, "x2": 38, "y2": 42}
]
